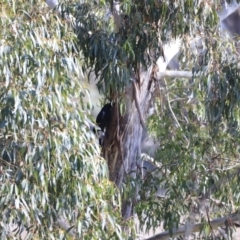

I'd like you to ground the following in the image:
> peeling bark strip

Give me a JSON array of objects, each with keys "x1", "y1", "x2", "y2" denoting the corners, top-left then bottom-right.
[
  {"x1": 105, "y1": 0, "x2": 158, "y2": 221},
  {"x1": 103, "y1": 86, "x2": 143, "y2": 187},
  {"x1": 132, "y1": 80, "x2": 146, "y2": 130},
  {"x1": 102, "y1": 67, "x2": 154, "y2": 218}
]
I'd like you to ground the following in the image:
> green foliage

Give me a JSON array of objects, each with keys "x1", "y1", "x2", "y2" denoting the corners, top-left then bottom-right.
[
  {"x1": 74, "y1": 2, "x2": 131, "y2": 94},
  {"x1": 136, "y1": 74, "x2": 240, "y2": 237},
  {"x1": 181, "y1": 29, "x2": 240, "y2": 131},
  {"x1": 70, "y1": 0, "x2": 240, "y2": 237},
  {"x1": 2, "y1": 0, "x2": 240, "y2": 239},
  {"x1": 73, "y1": 0, "x2": 222, "y2": 97},
  {"x1": 0, "y1": 1, "x2": 126, "y2": 239}
]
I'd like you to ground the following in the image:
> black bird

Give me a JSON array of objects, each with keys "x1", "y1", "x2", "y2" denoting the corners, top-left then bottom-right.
[
  {"x1": 96, "y1": 103, "x2": 112, "y2": 131},
  {"x1": 94, "y1": 103, "x2": 112, "y2": 146}
]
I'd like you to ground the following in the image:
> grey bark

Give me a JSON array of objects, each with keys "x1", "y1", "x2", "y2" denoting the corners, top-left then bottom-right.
[
  {"x1": 145, "y1": 212, "x2": 240, "y2": 240},
  {"x1": 102, "y1": 66, "x2": 154, "y2": 219}
]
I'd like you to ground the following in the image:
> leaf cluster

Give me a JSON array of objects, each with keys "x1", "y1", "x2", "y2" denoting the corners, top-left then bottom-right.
[
  {"x1": 136, "y1": 73, "x2": 240, "y2": 237},
  {"x1": 180, "y1": 28, "x2": 240, "y2": 132},
  {"x1": 0, "y1": 1, "x2": 126, "y2": 239},
  {"x1": 72, "y1": 0, "x2": 223, "y2": 97}
]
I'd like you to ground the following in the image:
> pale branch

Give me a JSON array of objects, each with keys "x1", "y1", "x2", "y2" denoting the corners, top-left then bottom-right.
[
  {"x1": 132, "y1": 81, "x2": 146, "y2": 130},
  {"x1": 145, "y1": 212, "x2": 240, "y2": 240},
  {"x1": 218, "y1": 1, "x2": 240, "y2": 21},
  {"x1": 163, "y1": 78, "x2": 190, "y2": 147},
  {"x1": 112, "y1": 1, "x2": 122, "y2": 33},
  {"x1": 156, "y1": 70, "x2": 200, "y2": 79},
  {"x1": 56, "y1": 217, "x2": 76, "y2": 237}
]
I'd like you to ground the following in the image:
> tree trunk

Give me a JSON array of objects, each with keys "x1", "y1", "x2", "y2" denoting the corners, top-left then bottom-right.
[{"x1": 102, "y1": 66, "x2": 154, "y2": 218}]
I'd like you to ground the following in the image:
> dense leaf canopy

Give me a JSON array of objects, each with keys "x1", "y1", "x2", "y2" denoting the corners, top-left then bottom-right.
[
  {"x1": 1, "y1": 0, "x2": 240, "y2": 239},
  {"x1": 74, "y1": 0, "x2": 220, "y2": 93},
  {"x1": 0, "y1": 1, "x2": 125, "y2": 239}
]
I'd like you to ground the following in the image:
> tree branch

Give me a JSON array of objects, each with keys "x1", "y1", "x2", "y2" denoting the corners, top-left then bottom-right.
[
  {"x1": 145, "y1": 212, "x2": 240, "y2": 240},
  {"x1": 112, "y1": 1, "x2": 122, "y2": 33},
  {"x1": 156, "y1": 70, "x2": 199, "y2": 79},
  {"x1": 132, "y1": 81, "x2": 146, "y2": 129},
  {"x1": 56, "y1": 216, "x2": 76, "y2": 237}
]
